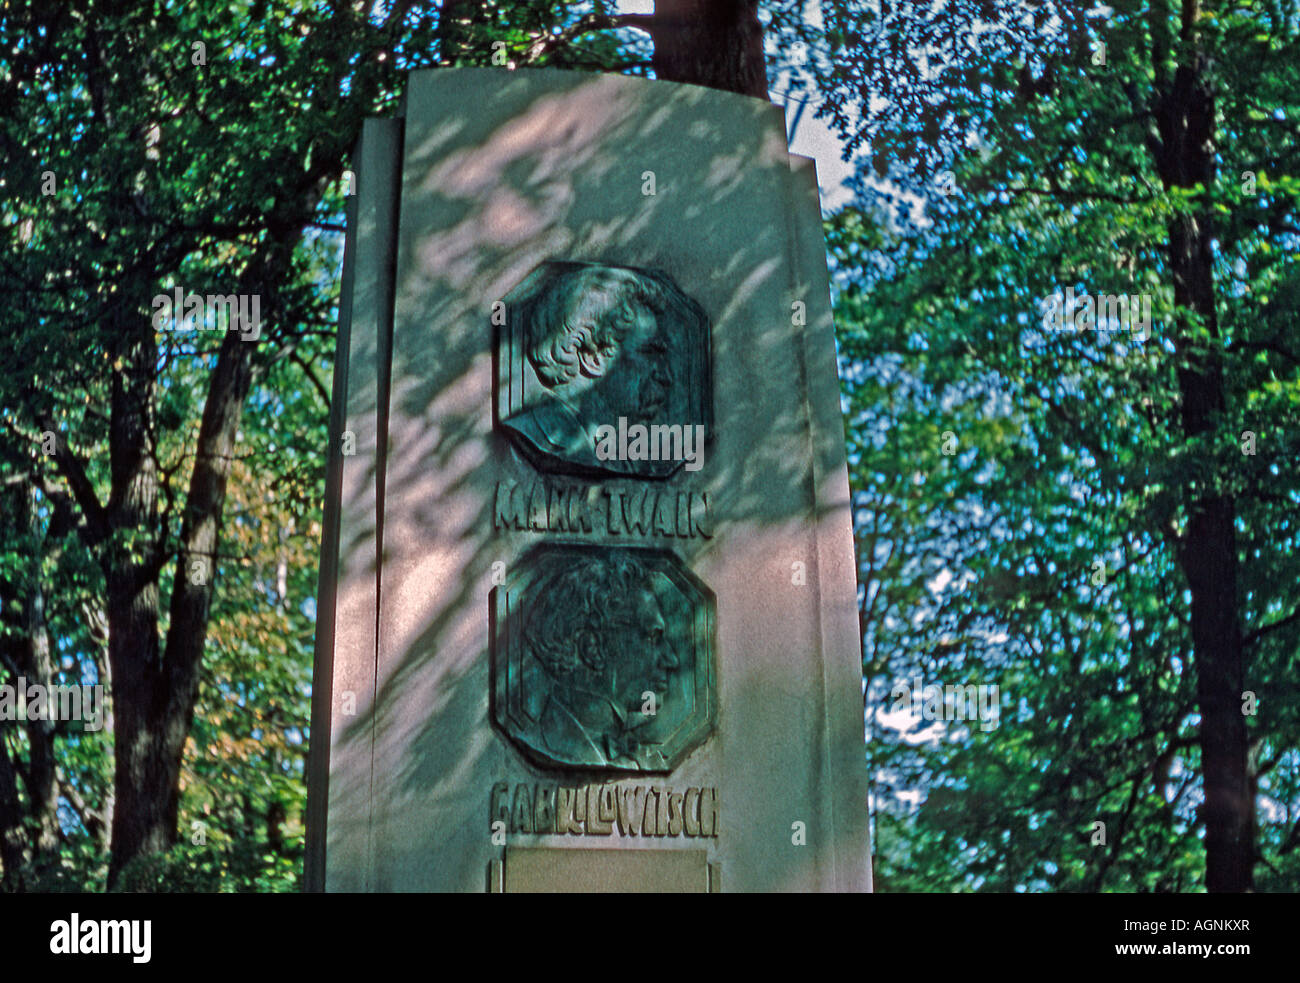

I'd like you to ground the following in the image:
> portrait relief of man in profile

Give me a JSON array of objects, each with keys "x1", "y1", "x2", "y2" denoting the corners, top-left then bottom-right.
[
  {"x1": 514, "y1": 550, "x2": 682, "y2": 770},
  {"x1": 497, "y1": 261, "x2": 711, "y2": 478}
]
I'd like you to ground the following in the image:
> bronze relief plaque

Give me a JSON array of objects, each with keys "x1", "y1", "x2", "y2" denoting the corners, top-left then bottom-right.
[
  {"x1": 496, "y1": 261, "x2": 712, "y2": 479},
  {"x1": 491, "y1": 544, "x2": 716, "y2": 773}
]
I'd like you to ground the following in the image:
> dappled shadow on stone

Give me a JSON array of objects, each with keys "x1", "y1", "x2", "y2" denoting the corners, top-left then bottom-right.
[{"x1": 323, "y1": 68, "x2": 868, "y2": 891}]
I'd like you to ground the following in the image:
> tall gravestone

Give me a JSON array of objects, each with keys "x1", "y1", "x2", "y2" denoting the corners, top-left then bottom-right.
[{"x1": 306, "y1": 67, "x2": 872, "y2": 892}]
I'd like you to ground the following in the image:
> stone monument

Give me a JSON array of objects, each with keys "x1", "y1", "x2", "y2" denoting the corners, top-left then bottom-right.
[{"x1": 306, "y1": 67, "x2": 872, "y2": 892}]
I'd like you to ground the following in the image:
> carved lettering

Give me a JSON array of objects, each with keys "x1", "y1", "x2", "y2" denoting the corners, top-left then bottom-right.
[
  {"x1": 616, "y1": 785, "x2": 647, "y2": 836},
  {"x1": 528, "y1": 483, "x2": 547, "y2": 531},
  {"x1": 489, "y1": 783, "x2": 720, "y2": 838},
  {"x1": 690, "y1": 492, "x2": 714, "y2": 538},
  {"x1": 569, "y1": 486, "x2": 595, "y2": 532},
  {"x1": 683, "y1": 787, "x2": 700, "y2": 836},
  {"x1": 587, "y1": 785, "x2": 612, "y2": 835},
  {"x1": 490, "y1": 781, "x2": 512, "y2": 827},
  {"x1": 496, "y1": 481, "x2": 714, "y2": 539},
  {"x1": 573, "y1": 784, "x2": 587, "y2": 830},
  {"x1": 623, "y1": 488, "x2": 654, "y2": 535},
  {"x1": 510, "y1": 783, "x2": 533, "y2": 834},
  {"x1": 599, "y1": 785, "x2": 618, "y2": 831},
  {"x1": 556, "y1": 786, "x2": 582, "y2": 835},
  {"x1": 654, "y1": 492, "x2": 676, "y2": 536},
  {"x1": 699, "y1": 787, "x2": 719, "y2": 837},
  {"x1": 667, "y1": 791, "x2": 684, "y2": 835},
  {"x1": 494, "y1": 481, "x2": 526, "y2": 530},
  {"x1": 605, "y1": 488, "x2": 624, "y2": 534},
  {"x1": 533, "y1": 783, "x2": 556, "y2": 834},
  {"x1": 548, "y1": 486, "x2": 569, "y2": 532},
  {"x1": 642, "y1": 788, "x2": 658, "y2": 836}
]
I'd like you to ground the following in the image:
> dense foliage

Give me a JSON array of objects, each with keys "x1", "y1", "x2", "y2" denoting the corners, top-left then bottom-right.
[{"x1": 778, "y1": 0, "x2": 1300, "y2": 890}]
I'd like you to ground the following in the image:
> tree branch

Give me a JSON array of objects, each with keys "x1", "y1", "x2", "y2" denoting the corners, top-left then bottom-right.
[
  {"x1": 1243, "y1": 605, "x2": 1300, "y2": 650},
  {"x1": 1228, "y1": 339, "x2": 1300, "y2": 369},
  {"x1": 521, "y1": 12, "x2": 656, "y2": 64},
  {"x1": 290, "y1": 351, "x2": 331, "y2": 408},
  {"x1": 34, "y1": 416, "x2": 110, "y2": 546}
]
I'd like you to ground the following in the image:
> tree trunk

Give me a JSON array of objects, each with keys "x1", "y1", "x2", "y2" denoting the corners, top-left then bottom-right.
[
  {"x1": 1153, "y1": 28, "x2": 1253, "y2": 888},
  {"x1": 0, "y1": 712, "x2": 26, "y2": 891},
  {"x1": 649, "y1": 0, "x2": 768, "y2": 98},
  {"x1": 104, "y1": 305, "x2": 168, "y2": 887},
  {"x1": 0, "y1": 479, "x2": 66, "y2": 890},
  {"x1": 22, "y1": 491, "x2": 62, "y2": 875},
  {"x1": 107, "y1": 256, "x2": 272, "y2": 886}
]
